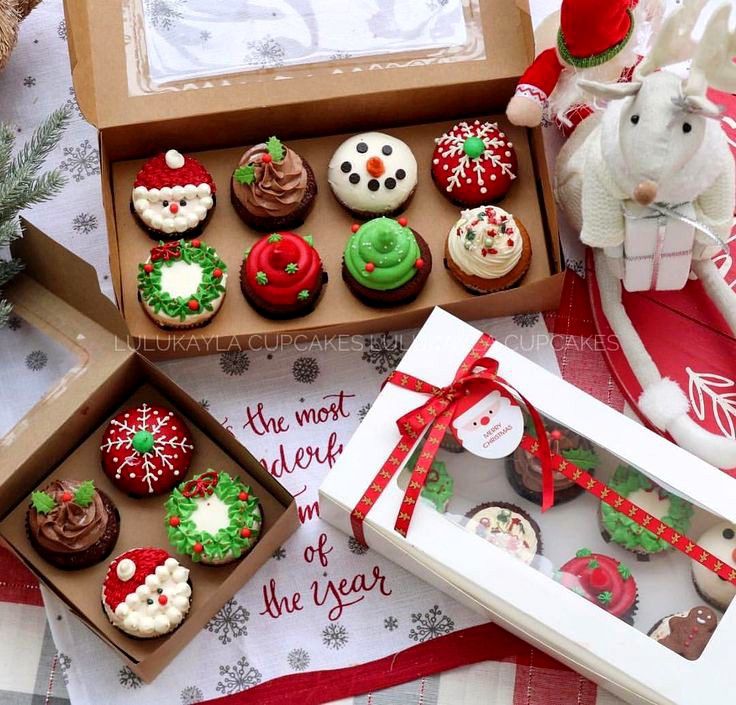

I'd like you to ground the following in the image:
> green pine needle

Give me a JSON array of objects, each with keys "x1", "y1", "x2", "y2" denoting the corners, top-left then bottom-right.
[{"x1": 73, "y1": 480, "x2": 96, "y2": 507}]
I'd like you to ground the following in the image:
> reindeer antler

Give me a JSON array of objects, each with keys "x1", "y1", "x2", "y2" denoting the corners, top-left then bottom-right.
[
  {"x1": 637, "y1": 0, "x2": 707, "y2": 77},
  {"x1": 685, "y1": 3, "x2": 736, "y2": 98}
]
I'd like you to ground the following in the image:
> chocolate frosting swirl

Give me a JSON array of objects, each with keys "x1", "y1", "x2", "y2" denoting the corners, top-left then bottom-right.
[
  {"x1": 233, "y1": 144, "x2": 307, "y2": 218},
  {"x1": 28, "y1": 480, "x2": 109, "y2": 554}
]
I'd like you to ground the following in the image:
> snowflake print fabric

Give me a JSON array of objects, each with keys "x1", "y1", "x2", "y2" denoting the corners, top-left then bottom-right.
[
  {"x1": 408, "y1": 605, "x2": 455, "y2": 642},
  {"x1": 100, "y1": 403, "x2": 194, "y2": 496},
  {"x1": 206, "y1": 598, "x2": 250, "y2": 645}
]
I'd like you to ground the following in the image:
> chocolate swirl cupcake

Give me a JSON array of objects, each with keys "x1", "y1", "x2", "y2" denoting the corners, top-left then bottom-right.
[
  {"x1": 341, "y1": 217, "x2": 432, "y2": 307},
  {"x1": 26, "y1": 479, "x2": 120, "y2": 570},
  {"x1": 231, "y1": 136, "x2": 317, "y2": 232}
]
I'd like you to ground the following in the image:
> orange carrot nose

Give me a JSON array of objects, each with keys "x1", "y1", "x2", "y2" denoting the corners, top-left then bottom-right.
[{"x1": 366, "y1": 156, "x2": 385, "y2": 178}]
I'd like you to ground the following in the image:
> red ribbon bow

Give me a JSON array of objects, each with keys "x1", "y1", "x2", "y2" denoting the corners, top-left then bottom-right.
[
  {"x1": 182, "y1": 471, "x2": 219, "y2": 498},
  {"x1": 151, "y1": 241, "x2": 181, "y2": 262}
]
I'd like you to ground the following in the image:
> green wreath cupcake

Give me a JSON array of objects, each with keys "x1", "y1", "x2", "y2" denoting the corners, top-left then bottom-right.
[
  {"x1": 600, "y1": 466, "x2": 694, "y2": 560},
  {"x1": 342, "y1": 216, "x2": 432, "y2": 307},
  {"x1": 137, "y1": 239, "x2": 228, "y2": 330},
  {"x1": 164, "y1": 470, "x2": 262, "y2": 565}
]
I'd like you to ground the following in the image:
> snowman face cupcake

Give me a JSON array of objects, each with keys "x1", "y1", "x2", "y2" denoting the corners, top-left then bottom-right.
[
  {"x1": 328, "y1": 132, "x2": 418, "y2": 218},
  {"x1": 102, "y1": 547, "x2": 192, "y2": 638},
  {"x1": 692, "y1": 522, "x2": 736, "y2": 610}
]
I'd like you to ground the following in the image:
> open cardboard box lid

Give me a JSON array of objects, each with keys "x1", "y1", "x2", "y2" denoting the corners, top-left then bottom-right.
[{"x1": 64, "y1": 0, "x2": 532, "y2": 134}]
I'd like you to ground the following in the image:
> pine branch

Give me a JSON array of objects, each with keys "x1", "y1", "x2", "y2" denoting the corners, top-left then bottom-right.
[
  {"x1": 0, "y1": 217, "x2": 21, "y2": 247},
  {"x1": 0, "y1": 299, "x2": 11, "y2": 329},
  {"x1": 0, "y1": 123, "x2": 14, "y2": 175},
  {"x1": 0, "y1": 258, "x2": 24, "y2": 287},
  {"x1": 11, "y1": 171, "x2": 66, "y2": 213}
]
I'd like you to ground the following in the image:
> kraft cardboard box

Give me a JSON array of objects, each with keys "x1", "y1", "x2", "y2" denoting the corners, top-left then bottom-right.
[
  {"x1": 62, "y1": 0, "x2": 564, "y2": 359},
  {"x1": 0, "y1": 222, "x2": 300, "y2": 681}
]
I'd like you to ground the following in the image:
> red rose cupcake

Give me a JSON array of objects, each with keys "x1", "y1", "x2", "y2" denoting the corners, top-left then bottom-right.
[
  {"x1": 241, "y1": 232, "x2": 327, "y2": 318},
  {"x1": 432, "y1": 120, "x2": 518, "y2": 206},
  {"x1": 100, "y1": 403, "x2": 194, "y2": 497}
]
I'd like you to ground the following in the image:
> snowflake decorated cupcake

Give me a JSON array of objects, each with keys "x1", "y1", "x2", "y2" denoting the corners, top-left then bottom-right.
[
  {"x1": 100, "y1": 403, "x2": 194, "y2": 498},
  {"x1": 27, "y1": 479, "x2": 120, "y2": 570},
  {"x1": 131, "y1": 150, "x2": 216, "y2": 239},
  {"x1": 556, "y1": 548, "x2": 638, "y2": 624},
  {"x1": 342, "y1": 217, "x2": 431, "y2": 307},
  {"x1": 464, "y1": 502, "x2": 542, "y2": 564},
  {"x1": 231, "y1": 136, "x2": 317, "y2": 232},
  {"x1": 445, "y1": 206, "x2": 531, "y2": 294},
  {"x1": 432, "y1": 120, "x2": 518, "y2": 206},
  {"x1": 241, "y1": 232, "x2": 327, "y2": 319},
  {"x1": 328, "y1": 132, "x2": 418, "y2": 219},
  {"x1": 102, "y1": 548, "x2": 192, "y2": 638},
  {"x1": 600, "y1": 466, "x2": 693, "y2": 560},
  {"x1": 691, "y1": 522, "x2": 736, "y2": 611},
  {"x1": 137, "y1": 239, "x2": 228, "y2": 330},
  {"x1": 165, "y1": 471, "x2": 262, "y2": 565}
]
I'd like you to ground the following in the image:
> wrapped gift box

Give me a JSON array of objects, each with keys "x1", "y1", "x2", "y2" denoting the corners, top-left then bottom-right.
[{"x1": 319, "y1": 307, "x2": 736, "y2": 705}]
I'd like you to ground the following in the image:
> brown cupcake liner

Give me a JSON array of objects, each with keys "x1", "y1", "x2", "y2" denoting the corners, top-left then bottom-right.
[
  {"x1": 130, "y1": 196, "x2": 217, "y2": 241},
  {"x1": 692, "y1": 571, "x2": 733, "y2": 612},
  {"x1": 333, "y1": 186, "x2": 417, "y2": 221}
]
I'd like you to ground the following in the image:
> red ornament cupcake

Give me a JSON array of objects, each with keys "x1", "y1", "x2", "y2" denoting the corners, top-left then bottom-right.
[
  {"x1": 131, "y1": 150, "x2": 216, "y2": 240},
  {"x1": 240, "y1": 232, "x2": 327, "y2": 318},
  {"x1": 432, "y1": 120, "x2": 518, "y2": 206},
  {"x1": 556, "y1": 548, "x2": 638, "y2": 624},
  {"x1": 100, "y1": 403, "x2": 194, "y2": 497}
]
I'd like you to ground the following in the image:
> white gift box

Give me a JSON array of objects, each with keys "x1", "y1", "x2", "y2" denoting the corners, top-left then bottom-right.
[
  {"x1": 622, "y1": 202, "x2": 696, "y2": 292},
  {"x1": 319, "y1": 308, "x2": 736, "y2": 705}
]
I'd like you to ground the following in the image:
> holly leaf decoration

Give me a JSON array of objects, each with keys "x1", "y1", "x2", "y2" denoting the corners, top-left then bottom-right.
[
  {"x1": 266, "y1": 136, "x2": 285, "y2": 162},
  {"x1": 73, "y1": 480, "x2": 96, "y2": 507},
  {"x1": 597, "y1": 591, "x2": 613, "y2": 605},
  {"x1": 256, "y1": 271, "x2": 268, "y2": 286},
  {"x1": 576, "y1": 547, "x2": 592, "y2": 558},
  {"x1": 303, "y1": 234, "x2": 314, "y2": 247},
  {"x1": 617, "y1": 563, "x2": 632, "y2": 580},
  {"x1": 562, "y1": 448, "x2": 600, "y2": 471},
  {"x1": 31, "y1": 491, "x2": 57, "y2": 514},
  {"x1": 267, "y1": 233, "x2": 282, "y2": 243},
  {"x1": 234, "y1": 164, "x2": 256, "y2": 185},
  {"x1": 297, "y1": 289, "x2": 310, "y2": 301}
]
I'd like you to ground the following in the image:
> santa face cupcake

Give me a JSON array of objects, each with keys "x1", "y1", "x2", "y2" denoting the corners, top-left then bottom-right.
[
  {"x1": 165, "y1": 471, "x2": 262, "y2": 565},
  {"x1": 131, "y1": 150, "x2": 216, "y2": 239},
  {"x1": 432, "y1": 120, "x2": 518, "y2": 206},
  {"x1": 231, "y1": 136, "x2": 316, "y2": 232},
  {"x1": 27, "y1": 480, "x2": 120, "y2": 570},
  {"x1": 692, "y1": 522, "x2": 736, "y2": 611},
  {"x1": 102, "y1": 548, "x2": 191, "y2": 638},
  {"x1": 445, "y1": 206, "x2": 531, "y2": 294},
  {"x1": 464, "y1": 502, "x2": 542, "y2": 565},
  {"x1": 100, "y1": 403, "x2": 194, "y2": 498},
  {"x1": 328, "y1": 132, "x2": 418, "y2": 219},
  {"x1": 342, "y1": 217, "x2": 431, "y2": 307},
  {"x1": 241, "y1": 232, "x2": 327, "y2": 319},
  {"x1": 137, "y1": 239, "x2": 228, "y2": 330}
]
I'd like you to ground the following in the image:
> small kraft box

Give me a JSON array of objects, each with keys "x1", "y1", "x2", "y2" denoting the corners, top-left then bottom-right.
[
  {"x1": 0, "y1": 222, "x2": 300, "y2": 682},
  {"x1": 319, "y1": 307, "x2": 736, "y2": 705},
  {"x1": 61, "y1": 0, "x2": 563, "y2": 359}
]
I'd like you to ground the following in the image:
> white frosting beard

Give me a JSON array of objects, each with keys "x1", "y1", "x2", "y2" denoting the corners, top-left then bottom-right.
[
  {"x1": 103, "y1": 557, "x2": 191, "y2": 638},
  {"x1": 465, "y1": 506, "x2": 538, "y2": 565},
  {"x1": 141, "y1": 260, "x2": 228, "y2": 328},
  {"x1": 328, "y1": 132, "x2": 417, "y2": 213},
  {"x1": 692, "y1": 522, "x2": 736, "y2": 609},
  {"x1": 132, "y1": 183, "x2": 213, "y2": 234},
  {"x1": 448, "y1": 206, "x2": 523, "y2": 279}
]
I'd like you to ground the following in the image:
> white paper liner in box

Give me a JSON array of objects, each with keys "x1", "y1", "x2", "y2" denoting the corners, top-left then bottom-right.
[{"x1": 319, "y1": 307, "x2": 736, "y2": 705}]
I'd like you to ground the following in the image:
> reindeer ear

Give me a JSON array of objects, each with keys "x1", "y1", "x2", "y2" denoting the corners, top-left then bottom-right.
[{"x1": 578, "y1": 79, "x2": 642, "y2": 101}]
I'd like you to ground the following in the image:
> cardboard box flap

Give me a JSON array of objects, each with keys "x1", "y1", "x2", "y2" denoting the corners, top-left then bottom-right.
[{"x1": 64, "y1": 0, "x2": 531, "y2": 131}]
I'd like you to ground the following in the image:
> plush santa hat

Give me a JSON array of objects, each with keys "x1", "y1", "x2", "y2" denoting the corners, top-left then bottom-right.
[{"x1": 102, "y1": 547, "x2": 191, "y2": 638}]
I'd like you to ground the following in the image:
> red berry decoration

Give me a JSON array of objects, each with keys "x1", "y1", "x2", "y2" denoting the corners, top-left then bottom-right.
[
  {"x1": 191, "y1": 239, "x2": 201, "y2": 248},
  {"x1": 144, "y1": 263, "x2": 154, "y2": 274},
  {"x1": 261, "y1": 154, "x2": 273, "y2": 164},
  {"x1": 193, "y1": 542, "x2": 204, "y2": 554},
  {"x1": 213, "y1": 268, "x2": 223, "y2": 279},
  {"x1": 365, "y1": 262, "x2": 376, "y2": 273},
  {"x1": 169, "y1": 516, "x2": 181, "y2": 527},
  {"x1": 415, "y1": 258, "x2": 424, "y2": 270},
  {"x1": 187, "y1": 299, "x2": 200, "y2": 311},
  {"x1": 240, "y1": 527, "x2": 252, "y2": 538},
  {"x1": 238, "y1": 491, "x2": 249, "y2": 501},
  {"x1": 351, "y1": 224, "x2": 360, "y2": 233},
  {"x1": 61, "y1": 491, "x2": 73, "y2": 502},
  {"x1": 398, "y1": 217, "x2": 408, "y2": 227},
  {"x1": 158, "y1": 594, "x2": 168, "y2": 605}
]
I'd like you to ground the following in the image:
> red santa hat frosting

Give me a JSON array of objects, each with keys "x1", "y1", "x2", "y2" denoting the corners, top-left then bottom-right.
[{"x1": 134, "y1": 150, "x2": 216, "y2": 193}]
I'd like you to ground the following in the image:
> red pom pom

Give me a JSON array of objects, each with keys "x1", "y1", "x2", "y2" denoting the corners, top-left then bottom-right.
[
  {"x1": 398, "y1": 217, "x2": 408, "y2": 227},
  {"x1": 238, "y1": 491, "x2": 249, "y2": 501},
  {"x1": 261, "y1": 154, "x2": 273, "y2": 164},
  {"x1": 143, "y1": 263, "x2": 154, "y2": 274},
  {"x1": 351, "y1": 224, "x2": 360, "y2": 233},
  {"x1": 365, "y1": 262, "x2": 376, "y2": 273},
  {"x1": 213, "y1": 268, "x2": 223, "y2": 279},
  {"x1": 61, "y1": 491, "x2": 73, "y2": 502},
  {"x1": 191, "y1": 239, "x2": 201, "y2": 248},
  {"x1": 240, "y1": 527, "x2": 252, "y2": 538},
  {"x1": 415, "y1": 258, "x2": 424, "y2": 270},
  {"x1": 187, "y1": 299, "x2": 200, "y2": 311},
  {"x1": 169, "y1": 516, "x2": 181, "y2": 527},
  {"x1": 193, "y1": 542, "x2": 204, "y2": 554}
]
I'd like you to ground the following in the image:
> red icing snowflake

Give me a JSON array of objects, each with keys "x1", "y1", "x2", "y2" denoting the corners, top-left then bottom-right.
[
  {"x1": 432, "y1": 120, "x2": 517, "y2": 206},
  {"x1": 100, "y1": 403, "x2": 194, "y2": 497}
]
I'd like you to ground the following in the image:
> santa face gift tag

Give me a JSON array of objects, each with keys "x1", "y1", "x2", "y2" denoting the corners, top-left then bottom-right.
[{"x1": 450, "y1": 388, "x2": 524, "y2": 458}]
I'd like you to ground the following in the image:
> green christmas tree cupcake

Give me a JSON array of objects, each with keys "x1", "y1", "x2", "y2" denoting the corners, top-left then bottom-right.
[
  {"x1": 600, "y1": 466, "x2": 694, "y2": 560},
  {"x1": 164, "y1": 470, "x2": 262, "y2": 565},
  {"x1": 341, "y1": 216, "x2": 432, "y2": 307},
  {"x1": 398, "y1": 449, "x2": 454, "y2": 513}
]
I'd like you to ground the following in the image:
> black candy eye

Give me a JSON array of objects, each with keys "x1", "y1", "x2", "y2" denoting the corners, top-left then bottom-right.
[
  {"x1": 157, "y1": 588, "x2": 163, "y2": 594},
  {"x1": 162, "y1": 200, "x2": 169, "y2": 207},
  {"x1": 341, "y1": 161, "x2": 351, "y2": 173},
  {"x1": 683, "y1": 122, "x2": 692, "y2": 134},
  {"x1": 382, "y1": 145, "x2": 393, "y2": 156},
  {"x1": 385, "y1": 177, "x2": 397, "y2": 190},
  {"x1": 356, "y1": 142, "x2": 368, "y2": 154},
  {"x1": 349, "y1": 173, "x2": 360, "y2": 185},
  {"x1": 146, "y1": 598, "x2": 154, "y2": 605},
  {"x1": 179, "y1": 199, "x2": 186, "y2": 207},
  {"x1": 723, "y1": 528, "x2": 734, "y2": 539},
  {"x1": 630, "y1": 114, "x2": 640, "y2": 125},
  {"x1": 368, "y1": 179, "x2": 380, "y2": 192},
  {"x1": 396, "y1": 169, "x2": 406, "y2": 180}
]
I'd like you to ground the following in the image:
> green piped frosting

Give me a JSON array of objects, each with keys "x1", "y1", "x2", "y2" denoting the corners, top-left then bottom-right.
[
  {"x1": 406, "y1": 449, "x2": 454, "y2": 512},
  {"x1": 344, "y1": 217, "x2": 421, "y2": 291},
  {"x1": 164, "y1": 470, "x2": 261, "y2": 563},
  {"x1": 601, "y1": 465, "x2": 693, "y2": 554}
]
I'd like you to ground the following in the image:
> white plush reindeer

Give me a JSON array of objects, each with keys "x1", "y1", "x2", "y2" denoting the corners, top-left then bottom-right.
[{"x1": 555, "y1": 0, "x2": 736, "y2": 468}]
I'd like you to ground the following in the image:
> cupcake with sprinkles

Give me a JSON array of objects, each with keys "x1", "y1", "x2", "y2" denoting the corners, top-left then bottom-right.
[
  {"x1": 445, "y1": 205, "x2": 531, "y2": 294},
  {"x1": 164, "y1": 470, "x2": 263, "y2": 565},
  {"x1": 240, "y1": 232, "x2": 327, "y2": 319},
  {"x1": 432, "y1": 120, "x2": 518, "y2": 206},
  {"x1": 137, "y1": 239, "x2": 228, "y2": 330},
  {"x1": 342, "y1": 216, "x2": 431, "y2": 307}
]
